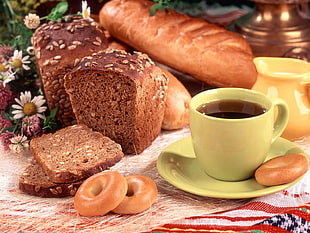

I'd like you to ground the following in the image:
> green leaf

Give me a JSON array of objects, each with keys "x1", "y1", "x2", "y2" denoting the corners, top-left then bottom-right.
[
  {"x1": 43, "y1": 108, "x2": 59, "y2": 132},
  {"x1": 55, "y1": 2, "x2": 69, "y2": 15},
  {"x1": 46, "y1": 2, "x2": 68, "y2": 21},
  {"x1": 150, "y1": 4, "x2": 165, "y2": 16},
  {"x1": 1, "y1": 125, "x2": 18, "y2": 134},
  {"x1": 49, "y1": 107, "x2": 57, "y2": 119}
]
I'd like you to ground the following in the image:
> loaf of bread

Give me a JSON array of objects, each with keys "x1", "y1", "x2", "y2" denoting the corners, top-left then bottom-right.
[
  {"x1": 19, "y1": 161, "x2": 83, "y2": 198},
  {"x1": 160, "y1": 67, "x2": 191, "y2": 130},
  {"x1": 104, "y1": 29, "x2": 133, "y2": 52},
  {"x1": 99, "y1": 0, "x2": 257, "y2": 88},
  {"x1": 31, "y1": 17, "x2": 108, "y2": 126},
  {"x1": 30, "y1": 124, "x2": 123, "y2": 183},
  {"x1": 64, "y1": 49, "x2": 168, "y2": 154}
]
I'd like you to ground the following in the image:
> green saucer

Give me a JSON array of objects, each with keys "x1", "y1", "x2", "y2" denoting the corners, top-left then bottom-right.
[{"x1": 157, "y1": 136, "x2": 307, "y2": 199}]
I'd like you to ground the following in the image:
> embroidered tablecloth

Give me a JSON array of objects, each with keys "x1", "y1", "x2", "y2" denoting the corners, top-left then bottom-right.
[
  {"x1": 1, "y1": 126, "x2": 310, "y2": 233},
  {"x1": 1, "y1": 126, "x2": 251, "y2": 233},
  {"x1": 152, "y1": 136, "x2": 310, "y2": 233}
]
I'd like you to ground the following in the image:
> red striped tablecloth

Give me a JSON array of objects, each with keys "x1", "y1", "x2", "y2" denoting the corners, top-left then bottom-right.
[{"x1": 152, "y1": 181, "x2": 310, "y2": 232}]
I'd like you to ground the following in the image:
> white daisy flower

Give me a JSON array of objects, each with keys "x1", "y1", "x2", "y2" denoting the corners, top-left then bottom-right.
[
  {"x1": 24, "y1": 13, "x2": 40, "y2": 29},
  {"x1": 12, "y1": 91, "x2": 47, "y2": 120},
  {"x1": 10, "y1": 50, "x2": 31, "y2": 71},
  {"x1": 82, "y1": 1, "x2": 93, "y2": 21},
  {"x1": 0, "y1": 62, "x2": 9, "y2": 72},
  {"x1": 1, "y1": 69, "x2": 16, "y2": 86},
  {"x1": 9, "y1": 135, "x2": 29, "y2": 153}
]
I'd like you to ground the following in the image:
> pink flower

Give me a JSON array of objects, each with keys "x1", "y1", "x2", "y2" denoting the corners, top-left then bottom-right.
[
  {"x1": 0, "y1": 45, "x2": 14, "y2": 61},
  {"x1": 22, "y1": 115, "x2": 42, "y2": 137},
  {"x1": 0, "y1": 81, "x2": 16, "y2": 111},
  {"x1": 0, "y1": 114, "x2": 12, "y2": 131},
  {"x1": 0, "y1": 130, "x2": 15, "y2": 151}
]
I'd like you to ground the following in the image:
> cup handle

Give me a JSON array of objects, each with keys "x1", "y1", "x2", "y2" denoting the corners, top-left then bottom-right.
[{"x1": 271, "y1": 98, "x2": 289, "y2": 143}]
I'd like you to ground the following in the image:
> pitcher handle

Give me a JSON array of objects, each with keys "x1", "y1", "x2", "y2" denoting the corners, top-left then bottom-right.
[{"x1": 299, "y1": 70, "x2": 310, "y2": 106}]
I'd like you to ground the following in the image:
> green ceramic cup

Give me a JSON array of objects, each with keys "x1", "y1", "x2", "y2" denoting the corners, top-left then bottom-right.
[{"x1": 190, "y1": 88, "x2": 289, "y2": 181}]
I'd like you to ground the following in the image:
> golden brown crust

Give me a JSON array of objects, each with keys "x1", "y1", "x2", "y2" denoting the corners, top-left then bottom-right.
[
  {"x1": 255, "y1": 153, "x2": 309, "y2": 186},
  {"x1": 160, "y1": 67, "x2": 191, "y2": 130},
  {"x1": 99, "y1": 0, "x2": 257, "y2": 88},
  {"x1": 112, "y1": 175, "x2": 158, "y2": 214},
  {"x1": 104, "y1": 29, "x2": 133, "y2": 52},
  {"x1": 74, "y1": 171, "x2": 128, "y2": 216}
]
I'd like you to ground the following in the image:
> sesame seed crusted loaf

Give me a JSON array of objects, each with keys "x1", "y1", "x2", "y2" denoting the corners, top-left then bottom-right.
[
  {"x1": 19, "y1": 161, "x2": 83, "y2": 198},
  {"x1": 30, "y1": 124, "x2": 123, "y2": 183},
  {"x1": 31, "y1": 17, "x2": 108, "y2": 127},
  {"x1": 64, "y1": 49, "x2": 168, "y2": 154}
]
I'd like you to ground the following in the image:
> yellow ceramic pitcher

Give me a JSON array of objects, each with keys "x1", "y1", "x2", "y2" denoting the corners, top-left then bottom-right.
[{"x1": 252, "y1": 57, "x2": 310, "y2": 141}]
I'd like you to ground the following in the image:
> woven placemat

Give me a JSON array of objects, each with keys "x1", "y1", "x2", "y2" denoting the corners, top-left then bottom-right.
[{"x1": 0, "y1": 126, "x2": 249, "y2": 233}]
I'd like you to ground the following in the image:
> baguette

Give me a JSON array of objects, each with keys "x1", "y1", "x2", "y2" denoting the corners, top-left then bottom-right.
[{"x1": 99, "y1": 0, "x2": 257, "y2": 88}]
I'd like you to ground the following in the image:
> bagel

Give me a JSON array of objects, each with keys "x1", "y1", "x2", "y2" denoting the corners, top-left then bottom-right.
[
  {"x1": 74, "y1": 170, "x2": 127, "y2": 216},
  {"x1": 255, "y1": 153, "x2": 309, "y2": 186},
  {"x1": 112, "y1": 175, "x2": 158, "y2": 214}
]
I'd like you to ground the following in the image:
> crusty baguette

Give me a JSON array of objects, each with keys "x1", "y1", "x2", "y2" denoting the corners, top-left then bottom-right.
[
  {"x1": 99, "y1": 0, "x2": 257, "y2": 88},
  {"x1": 160, "y1": 67, "x2": 191, "y2": 130}
]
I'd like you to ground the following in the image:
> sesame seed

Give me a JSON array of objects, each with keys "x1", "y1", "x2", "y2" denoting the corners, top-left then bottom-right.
[
  {"x1": 92, "y1": 41, "x2": 101, "y2": 46},
  {"x1": 52, "y1": 41, "x2": 59, "y2": 47},
  {"x1": 68, "y1": 45, "x2": 77, "y2": 50},
  {"x1": 72, "y1": 41, "x2": 82, "y2": 45}
]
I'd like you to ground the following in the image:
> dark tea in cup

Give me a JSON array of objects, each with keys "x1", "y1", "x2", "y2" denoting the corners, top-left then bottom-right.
[{"x1": 196, "y1": 99, "x2": 267, "y2": 119}]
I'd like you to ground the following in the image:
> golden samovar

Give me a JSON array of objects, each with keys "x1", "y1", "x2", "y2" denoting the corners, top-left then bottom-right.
[{"x1": 227, "y1": 0, "x2": 310, "y2": 61}]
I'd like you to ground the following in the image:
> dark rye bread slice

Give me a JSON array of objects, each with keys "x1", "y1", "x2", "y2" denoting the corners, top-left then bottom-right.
[
  {"x1": 64, "y1": 49, "x2": 168, "y2": 154},
  {"x1": 30, "y1": 124, "x2": 123, "y2": 183},
  {"x1": 19, "y1": 161, "x2": 83, "y2": 198}
]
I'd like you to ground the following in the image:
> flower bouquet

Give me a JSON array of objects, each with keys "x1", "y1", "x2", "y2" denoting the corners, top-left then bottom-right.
[{"x1": 0, "y1": 0, "x2": 84, "y2": 153}]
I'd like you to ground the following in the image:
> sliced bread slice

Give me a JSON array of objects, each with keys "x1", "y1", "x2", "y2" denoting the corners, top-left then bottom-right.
[
  {"x1": 30, "y1": 124, "x2": 123, "y2": 183},
  {"x1": 19, "y1": 161, "x2": 83, "y2": 198}
]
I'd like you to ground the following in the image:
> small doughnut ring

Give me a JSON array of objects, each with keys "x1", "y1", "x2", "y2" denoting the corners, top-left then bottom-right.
[
  {"x1": 255, "y1": 153, "x2": 309, "y2": 186},
  {"x1": 74, "y1": 170, "x2": 127, "y2": 216},
  {"x1": 112, "y1": 175, "x2": 158, "y2": 214}
]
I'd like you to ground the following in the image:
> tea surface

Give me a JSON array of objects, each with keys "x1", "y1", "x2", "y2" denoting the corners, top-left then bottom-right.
[{"x1": 197, "y1": 99, "x2": 267, "y2": 119}]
